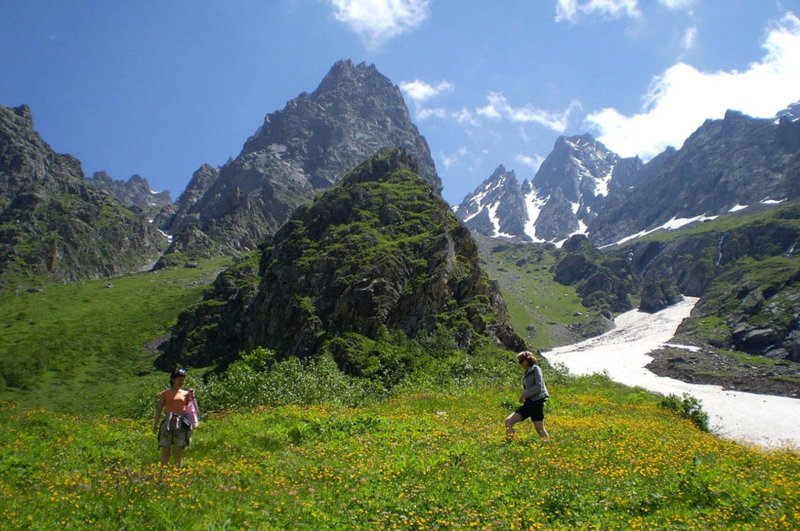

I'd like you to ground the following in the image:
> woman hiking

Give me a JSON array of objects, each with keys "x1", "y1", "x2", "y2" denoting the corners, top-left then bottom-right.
[
  {"x1": 153, "y1": 367, "x2": 199, "y2": 467},
  {"x1": 505, "y1": 350, "x2": 550, "y2": 441}
]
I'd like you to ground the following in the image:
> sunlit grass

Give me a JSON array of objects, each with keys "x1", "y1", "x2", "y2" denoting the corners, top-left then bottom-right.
[
  {"x1": 1, "y1": 374, "x2": 798, "y2": 529},
  {"x1": 0, "y1": 257, "x2": 232, "y2": 414}
]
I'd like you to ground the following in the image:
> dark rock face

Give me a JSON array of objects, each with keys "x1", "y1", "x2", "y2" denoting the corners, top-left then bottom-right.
[
  {"x1": 591, "y1": 108, "x2": 800, "y2": 245},
  {"x1": 156, "y1": 163, "x2": 219, "y2": 232},
  {"x1": 164, "y1": 148, "x2": 523, "y2": 368},
  {"x1": 553, "y1": 235, "x2": 638, "y2": 313},
  {"x1": 455, "y1": 135, "x2": 642, "y2": 243},
  {"x1": 88, "y1": 171, "x2": 172, "y2": 217},
  {"x1": 639, "y1": 279, "x2": 683, "y2": 313},
  {"x1": 162, "y1": 60, "x2": 440, "y2": 262},
  {"x1": 0, "y1": 104, "x2": 168, "y2": 288}
]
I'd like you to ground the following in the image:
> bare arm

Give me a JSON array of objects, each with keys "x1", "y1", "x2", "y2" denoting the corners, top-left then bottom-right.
[{"x1": 153, "y1": 395, "x2": 165, "y2": 433}]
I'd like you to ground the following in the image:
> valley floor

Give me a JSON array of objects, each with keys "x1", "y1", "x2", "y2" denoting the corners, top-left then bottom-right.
[{"x1": 544, "y1": 298, "x2": 800, "y2": 449}]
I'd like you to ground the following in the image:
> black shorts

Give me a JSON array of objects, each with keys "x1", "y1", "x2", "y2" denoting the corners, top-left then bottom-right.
[{"x1": 515, "y1": 398, "x2": 546, "y2": 422}]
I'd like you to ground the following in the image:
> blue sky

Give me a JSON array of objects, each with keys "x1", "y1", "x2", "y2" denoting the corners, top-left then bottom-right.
[{"x1": 1, "y1": 1, "x2": 798, "y2": 205}]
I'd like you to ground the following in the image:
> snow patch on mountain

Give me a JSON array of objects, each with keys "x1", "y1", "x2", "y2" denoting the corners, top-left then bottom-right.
[
  {"x1": 487, "y1": 203, "x2": 515, "y2": 238},
  {"x1": 761, "y1": 197, "x2": 787, "y2": 205},
  {"x1": 606, "y1": 213, "x2": 720, "y2": 247},
  {"x1": 593, "y1": 167, "x2": 614, "y2": 198},
  {"x1": 523, "y1": 189, "x2": 546, "y2": 242}
]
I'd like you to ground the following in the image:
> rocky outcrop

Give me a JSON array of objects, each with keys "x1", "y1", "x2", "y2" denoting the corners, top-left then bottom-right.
[
  {"x1": 158, "y1": 163, "x2": 219, "y2": 232},
  {"x1": 553, "y1": 235, "x2": 638, "y2": 313},
  {"x1": 160, "y1": 60, "x2": 440, "y2": 263},
  {"x1": 0, "y1": 104, "x2": 168, "y2": 288},
  {"x1": 639, "y1": 279, "x2": 683, "y2": 313},
  {"x1": 163, "y1": 148, "x2": 524, "y2": 368}
]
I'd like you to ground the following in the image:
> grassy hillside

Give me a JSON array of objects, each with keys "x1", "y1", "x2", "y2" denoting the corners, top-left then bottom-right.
[
  {"x1": 475, "y1": 236, "x2": 590, "y2": 349},
  {"x1": 1, "y1": 376, "x2": 799, "y2": 529},
  {"x1": 0, "y1": 257, "x2": 232, "y2": 414},
  {"x1": 613, "y1": 201, "x2": 800, "y2": 248}
]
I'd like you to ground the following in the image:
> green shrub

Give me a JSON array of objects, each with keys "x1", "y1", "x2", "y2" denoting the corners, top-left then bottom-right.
[
  {"x1": 660, "y1": 393, "x2": 710, "y2": 432},
  {"x1": 191, "y1": 352, "x2": 387, "y2": 413}
]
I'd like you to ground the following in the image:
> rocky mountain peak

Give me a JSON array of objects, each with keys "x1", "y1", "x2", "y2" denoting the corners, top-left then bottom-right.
[
  {"x1": 314, "y1": 59, "x2": 384, "y2": 95},
  {"x1": 160, "y1": 59, "x2": 440, "y2": 264},
  {"x1": 12, "y1": 104, "x2": 33, "y2": 126},
  {"x1": 339, "y1": 147, "x2": 421, "y2": 187},
  {"x1": 534, "y1": 133, "x2": 618, "y2": 201},
  {"x1": 454, "y1": 163, "x2": 526, "y2": 239},
  {"x1": 88, "y1": 170, "x2": 171, "y2": 216}
]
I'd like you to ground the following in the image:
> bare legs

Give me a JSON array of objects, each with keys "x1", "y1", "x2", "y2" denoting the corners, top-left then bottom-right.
[
  {"x1": 505, "y1": 412, "x2": 549, "y2": 441},
  {"x1": 533, "y1": 420, "x2": 550, "y2": 442},
  {"x1": 159, "y1": 446, "x2": 185, "y2": 467},
  {"x1": 505, "y1": 412, "x2": 523, "y2": 438}
]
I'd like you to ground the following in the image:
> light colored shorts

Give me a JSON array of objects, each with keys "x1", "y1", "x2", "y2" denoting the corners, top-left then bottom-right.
[{"x1": 158, "y1": 416, "x2": 192, "y2": 448}]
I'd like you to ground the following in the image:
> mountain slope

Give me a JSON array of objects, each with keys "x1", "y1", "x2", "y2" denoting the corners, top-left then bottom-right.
[
  {"x1": 0, "y1": 104, "x2": 168, "y2": 289},
  {"x1": 164, "y1": 148, "x2": 523, "y2": 368},
  {"x1": 160, "y1": 60, "x2": 440, "y2": 263},
  {"x1": 591, "y1": 108, "x2": 800, "y2": 245}
]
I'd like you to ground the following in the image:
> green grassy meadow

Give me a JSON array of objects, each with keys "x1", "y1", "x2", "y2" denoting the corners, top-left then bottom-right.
[
  {"x1": 1, "y1": 254, "x2": 799, "y2": 528},
  {"x1": 476, "y1": 238, "x2": 590, "y2": 349},
  {"x1": 0, "y1": 257, "x2": 231, "y2": 414},
  {"x1": 2, "y1": 376, "x2": 799, "y2": 529}
]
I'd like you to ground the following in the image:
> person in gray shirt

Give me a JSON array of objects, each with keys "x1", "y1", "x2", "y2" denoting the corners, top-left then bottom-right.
[{"x1": 504, "y1": 350, "x2": 550, "y2": 441}]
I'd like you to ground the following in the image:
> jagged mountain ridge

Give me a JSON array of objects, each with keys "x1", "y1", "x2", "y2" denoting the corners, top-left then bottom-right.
[
  {"x1": 455, "y1": 134, "x2": 643, "y2": 243},
  {"x1": 590, "y1": 108, "x2": 800, "y2": 245},
  {"x1": 159, "y1": 60, "x2": 440, "y2": 264},
  {"x1": 88, "y1": 171, "x2": 172, "y2": 217},
  {"x1": 0, "y1": 104, "x2": 168, "y2": 288},
  {"x1": 457, "y1": 103, "x2": 800, "y2": 246},
  {"x1": 163, "y1": 148, "x2": 524, "y2": 368}
]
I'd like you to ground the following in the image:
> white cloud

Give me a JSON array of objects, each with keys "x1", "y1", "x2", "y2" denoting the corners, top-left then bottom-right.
[
  {"x1": 586, "y1": 12, "x2": 800, "y2": 159},
  {"x1": 453, "y1": 108, "x2": 478, "y2": 126},
  {"x1": 417, "y1": 107, "x2": 448, "y2": 119},
  {"x1": 416, "y1": 107, "x2": 479, "y2": 126},
  {"x1": 476, "y1": 92, "x2": 582, "y2": 133},
  {"x1": 682, "y1": 26, "x2": 697, "y2": 50},
  {"x1": 441, "y1": 147, "x2": 468, "y2": 169},
  {"x1": 555, "y1": 0, "x2": 640, "y2": 23},
  {"x1": 329, "y1": 0, "x2": 430, "y2": 47},
  {"x1": 400, "y1": 79, "x2": 454, "y2": 105},
  {"x1": 658, "y1": 0, "x2": 694, "y2": 10},
  {"x1": 515, "y1": 153, "x2": 546, "y2": 172}
]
